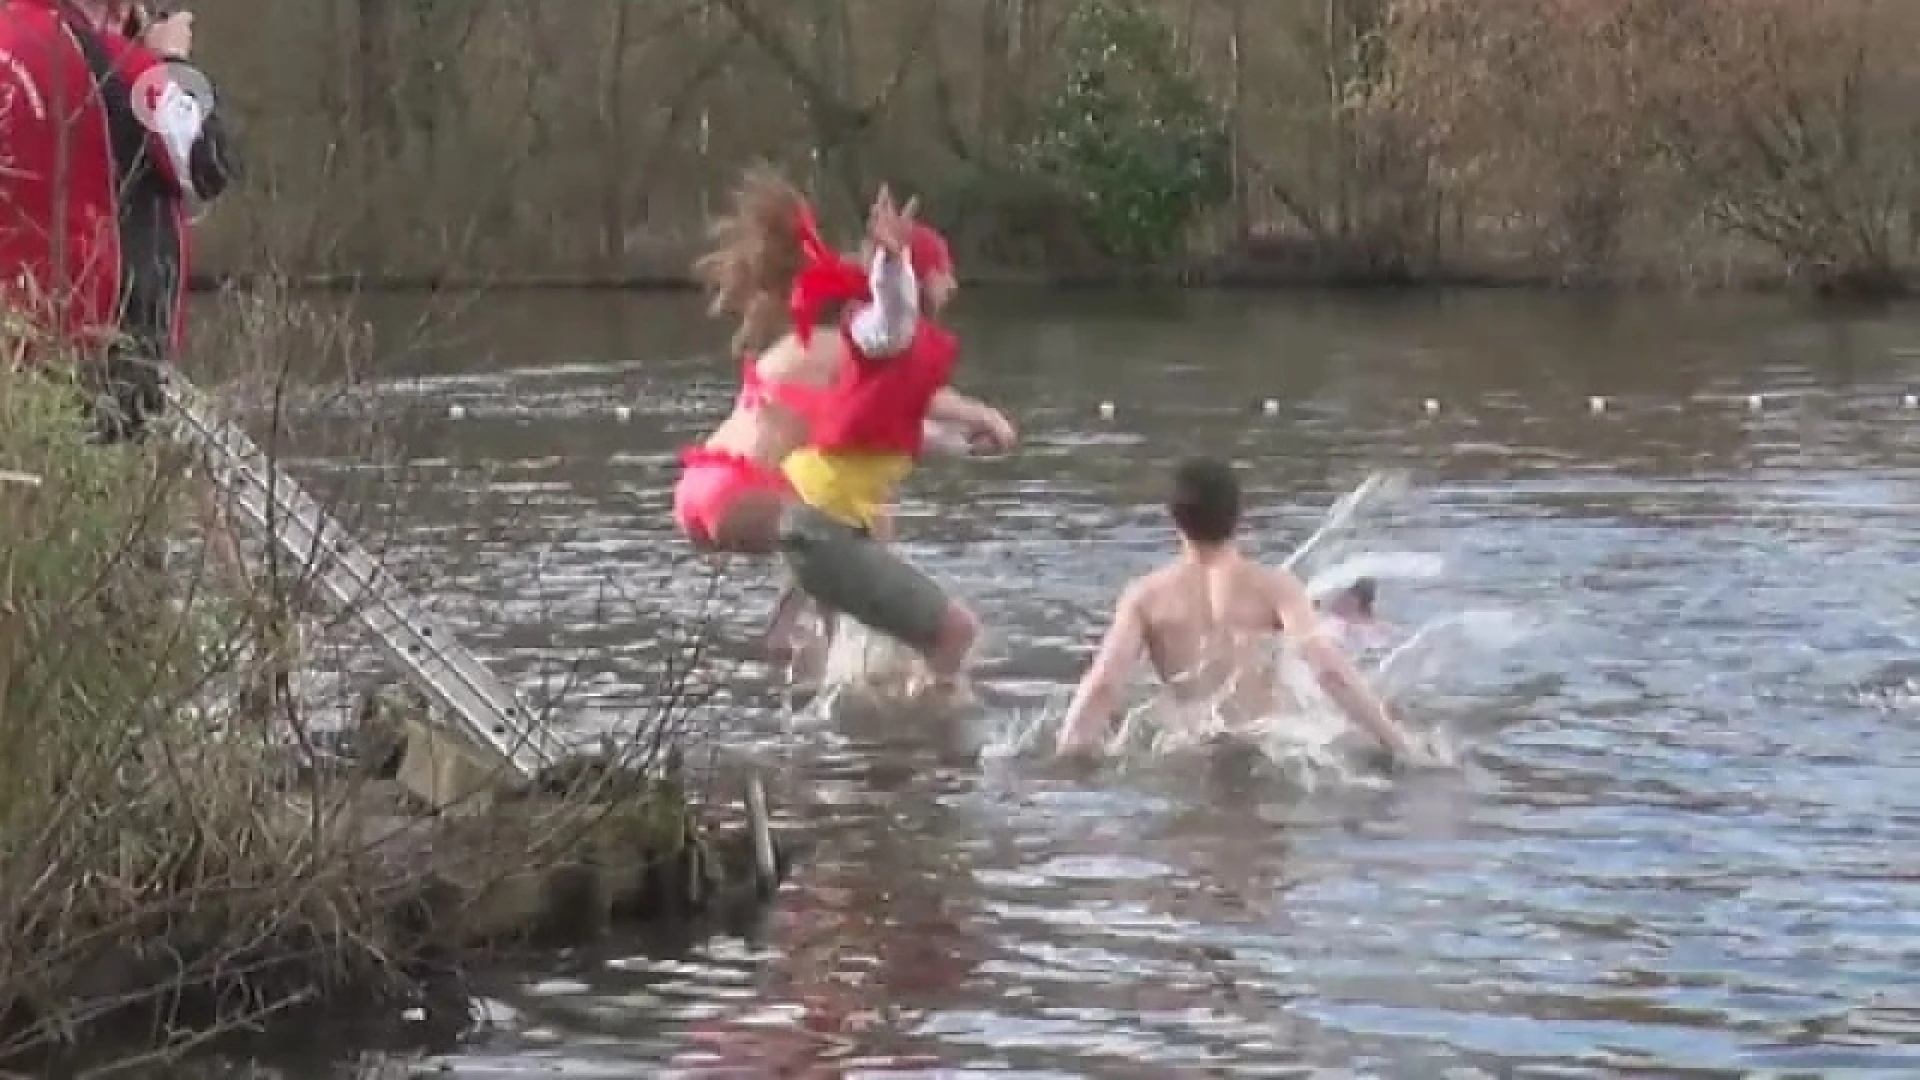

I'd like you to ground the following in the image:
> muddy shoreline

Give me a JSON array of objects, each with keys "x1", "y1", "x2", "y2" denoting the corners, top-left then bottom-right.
[{"x1": 0, "y1": 691, "x2": 794, "y2": 1077}]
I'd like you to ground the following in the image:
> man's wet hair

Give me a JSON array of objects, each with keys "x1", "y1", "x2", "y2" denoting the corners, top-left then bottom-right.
[
  {"x1": 1168, "y1": 457, "x2": 1241, "y2": 547},
  {"x1": 1348, "y1": 577, "x2": 1377, "y2": 616}
]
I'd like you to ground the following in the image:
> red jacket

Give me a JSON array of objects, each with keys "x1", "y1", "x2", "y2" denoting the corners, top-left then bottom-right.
[
  {"x1": 807, "y1": 319, "x2": 959, "y2": 457},
  {"x1": 0, "y1": 0, "x2": 198, "y2": 357}
]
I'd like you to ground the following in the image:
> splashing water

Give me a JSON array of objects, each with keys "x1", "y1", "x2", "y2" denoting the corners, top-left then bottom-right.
[
  {"x1": 1285, "y1": 469, "x2": 1411, "y2": 580},
  {"x1": 781, "y1": 470, "x2": 1532, "y2": 785},
  {"x1": 1370, "y1": 609, "x2": 1537, "y2": 699},
  {"x1": 1306, "y1": 550, "x2": 1448, "y2": 602},
  {"x1": 804, "y1": 613, "x2": 927, "y2": 710},
  {"x1": 980, "y1": 630, "x2": 1386, "y2": 792},
  {"x1": 782, "y1": 607, "x2": 996, "y2": 722},
  {"x1": 982, "y1": 473, "x2": 1534, "y2": 787}
]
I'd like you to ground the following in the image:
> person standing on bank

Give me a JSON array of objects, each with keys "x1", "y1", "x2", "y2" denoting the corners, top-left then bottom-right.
[{"x1": 0, "y1": 0, "x2": 239, "y2": 442}]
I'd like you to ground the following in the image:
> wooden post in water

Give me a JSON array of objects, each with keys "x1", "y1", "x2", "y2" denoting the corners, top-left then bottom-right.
[{"x1": 746, "y1": 774, "x2": 778, "y2": 897}]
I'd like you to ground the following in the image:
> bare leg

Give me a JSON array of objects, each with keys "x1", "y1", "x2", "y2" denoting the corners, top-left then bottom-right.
[
  {"x1": 695, "y1": 489, "x2": 819, "y2": 664},
  {"x1": 923, "y1": 598, "x2": 981, "y2": 691}
]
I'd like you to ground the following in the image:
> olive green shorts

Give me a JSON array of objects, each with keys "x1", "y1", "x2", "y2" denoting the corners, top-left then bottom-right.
[{"x1": 777, "y1": 503, "x2": 951, "y2": 653}]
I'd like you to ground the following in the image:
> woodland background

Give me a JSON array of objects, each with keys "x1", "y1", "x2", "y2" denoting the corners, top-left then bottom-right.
[{"x1": 188, "y1": 0, "x2": 1920, "y2": 293}]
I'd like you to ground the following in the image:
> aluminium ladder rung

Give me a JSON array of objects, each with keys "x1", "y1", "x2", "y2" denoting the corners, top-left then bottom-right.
[{"x1": 160, "y1": 376, "x2": 562, "y2": 778}]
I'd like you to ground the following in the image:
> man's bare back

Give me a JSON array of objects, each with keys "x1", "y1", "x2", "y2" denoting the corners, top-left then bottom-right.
[
  {"x1": 1130, "y1": 551, "x2": 1293, "y2": 718},
  {"x1": 1055, "y1": 458, "x2": 1426, "y2": 764}
]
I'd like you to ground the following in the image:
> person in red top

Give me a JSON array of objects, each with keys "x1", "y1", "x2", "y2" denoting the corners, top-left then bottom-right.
[
  {"x1": 0, "y1": 0, "x2": 238, "y2": 442},
  {"x1": 680, "y1": 169, "x2": 1013, "y2": 682},
  {"x1": 775, "y1": 200, "x2": 1013, "y2": 693},
  {"x1": 673, "y1": 173, "x2": 935, "y2": 556}
]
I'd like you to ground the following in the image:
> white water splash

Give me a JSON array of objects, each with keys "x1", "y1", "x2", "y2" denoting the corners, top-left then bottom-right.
[
  {"x1": 782, "y1": 607, "x2": 984, "y2": 721},
  {"x1": 813, "y1": 613, "x2": 926, "y2": 702},
  {"x1": 1285, "y1": 469, "x2": 1411, "y2": 579},
  {"x1": 982, "y1": 472, "x2": 1532, "y2": 787},
  {"x1": 785, "y1": 471, "x2": 1531, "y2": 784},
  {"x1": 1306, "y1": 550, "x2": 1448, "y2": 602},
  {"x1": 1370, "y1": 609, "x2": 1536, "y2": 699}
]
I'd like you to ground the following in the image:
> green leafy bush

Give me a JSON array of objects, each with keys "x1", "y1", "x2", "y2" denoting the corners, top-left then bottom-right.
[
  {"x1": 1021, "y1": 0, "x2": 1231, "y2": 264},
  {"x1": 0, "y1": 366, "x2": 207, "y2": 813}
]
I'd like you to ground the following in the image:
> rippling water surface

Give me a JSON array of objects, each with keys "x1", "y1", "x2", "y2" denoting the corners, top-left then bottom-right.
[{"x1": 230, "y1": 290, "x2": 1920, "y2": 1078}]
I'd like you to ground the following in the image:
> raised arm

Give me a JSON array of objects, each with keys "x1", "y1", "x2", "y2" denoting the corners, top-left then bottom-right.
[
  {"x1": 845, "y1": 245, "x2": 919, "y2": 358},
  {"x1": 134, "y1": 17, "x2": 239, "y2": 203},
  {"x1": 1056, "y1": 582, "x2": 1147, "y2": 756},
  {"x1": 1273, "y1": 570, "x2": 1423, "y2": 763}
]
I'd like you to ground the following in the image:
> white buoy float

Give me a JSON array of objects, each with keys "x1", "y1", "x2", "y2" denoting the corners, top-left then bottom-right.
[
  {"x1": 1747, "y1": 393, "x2": 1765, "y2": 410},
  {"x1": 1904, "y1": 393, "x2": 1917, "y2": 409},
  {"x1": 1098, "y1": 401, "x2": 1115, "y2": 419},
  {"x1": 1422, "y1": 398, "x2": 1440, "y2": 415},
  {"x1": 447, "y1": 404, "x2": 467, "y2": 420},
  {"x1": 1261, "y1": 398, "x2": 1279, "y2": 416},
  {"x1": 1588, "y1": 395, "x2": 1606, "y2": 413},
  {"x1": 613, "y1": 405, "x2": 632, "y2": 422}
]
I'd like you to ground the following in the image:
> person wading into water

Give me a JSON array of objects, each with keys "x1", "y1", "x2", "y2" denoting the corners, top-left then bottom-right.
[
  {"x1": 674, "y1": 168, "x2": 1014, "y2": 688},
  {"x1": 1322, "y1": 577, "x2": 1394, "y2": 653},
  {"x1": 1056, "y1": 458, "x2": 1433, "y2": 766}
]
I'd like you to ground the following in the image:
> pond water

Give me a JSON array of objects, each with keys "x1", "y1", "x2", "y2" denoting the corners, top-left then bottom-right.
[{"x1": 222, "y1": 289, "x2": 1920, "y2": 1078}]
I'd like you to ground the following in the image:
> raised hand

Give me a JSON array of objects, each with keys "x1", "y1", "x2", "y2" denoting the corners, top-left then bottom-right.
[
  {"x1": 867, "y1": 184, "x2": 920, "y2": 255},
  {"x1": 143, "y1": 10, "x2": 194, "y2": 58}
]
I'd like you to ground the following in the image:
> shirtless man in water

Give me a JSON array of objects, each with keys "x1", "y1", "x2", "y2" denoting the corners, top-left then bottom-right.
[
  {"x1": 1055, "y1": 458, "x2": 1428, "y2": 765},
  {"x1": 1322, "y1": 577, "x2": 1395, "y2": 653}
]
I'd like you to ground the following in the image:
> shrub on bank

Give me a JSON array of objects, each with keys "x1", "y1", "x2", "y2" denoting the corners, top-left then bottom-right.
[
  {"x1": 1042, "y1": 1, "x2": 1229, "y2": 259},
  {"x1": 0, "y1": 343, "x2": 418, "y2": 1064},
  {"x1": 0, "y1": 291, "x2": 755, "y2": 1075}
]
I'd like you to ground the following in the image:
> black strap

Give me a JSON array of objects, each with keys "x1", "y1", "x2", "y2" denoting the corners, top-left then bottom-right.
[{"x1": 57, "y1": 1, "x2": 152, "y2": 203}]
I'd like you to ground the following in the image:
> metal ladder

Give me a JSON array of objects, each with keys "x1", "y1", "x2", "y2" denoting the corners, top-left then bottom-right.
[{"x1": 162, "y1": 376, "x2": 562, "y2": 779}]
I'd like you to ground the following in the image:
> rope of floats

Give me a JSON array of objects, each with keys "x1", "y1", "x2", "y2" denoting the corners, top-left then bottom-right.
[{"x1": 439, "y1": 392, "x2": 1920, "y2": 422}]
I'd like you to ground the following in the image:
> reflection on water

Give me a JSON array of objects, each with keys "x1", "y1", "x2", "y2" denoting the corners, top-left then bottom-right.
[{"x1": 199, "y1": 290, "x2": 1920, "y2": 1077}]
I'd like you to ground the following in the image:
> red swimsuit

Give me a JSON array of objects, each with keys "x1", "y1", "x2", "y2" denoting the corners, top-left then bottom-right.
[{"x1": 671, "y1": 357, "x2": 832, "y2": 547}]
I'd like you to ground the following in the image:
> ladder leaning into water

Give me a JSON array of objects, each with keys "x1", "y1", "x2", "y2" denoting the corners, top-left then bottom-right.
[{"x1": 162, "y1": 376, "x2": 562, "y2": 780}]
